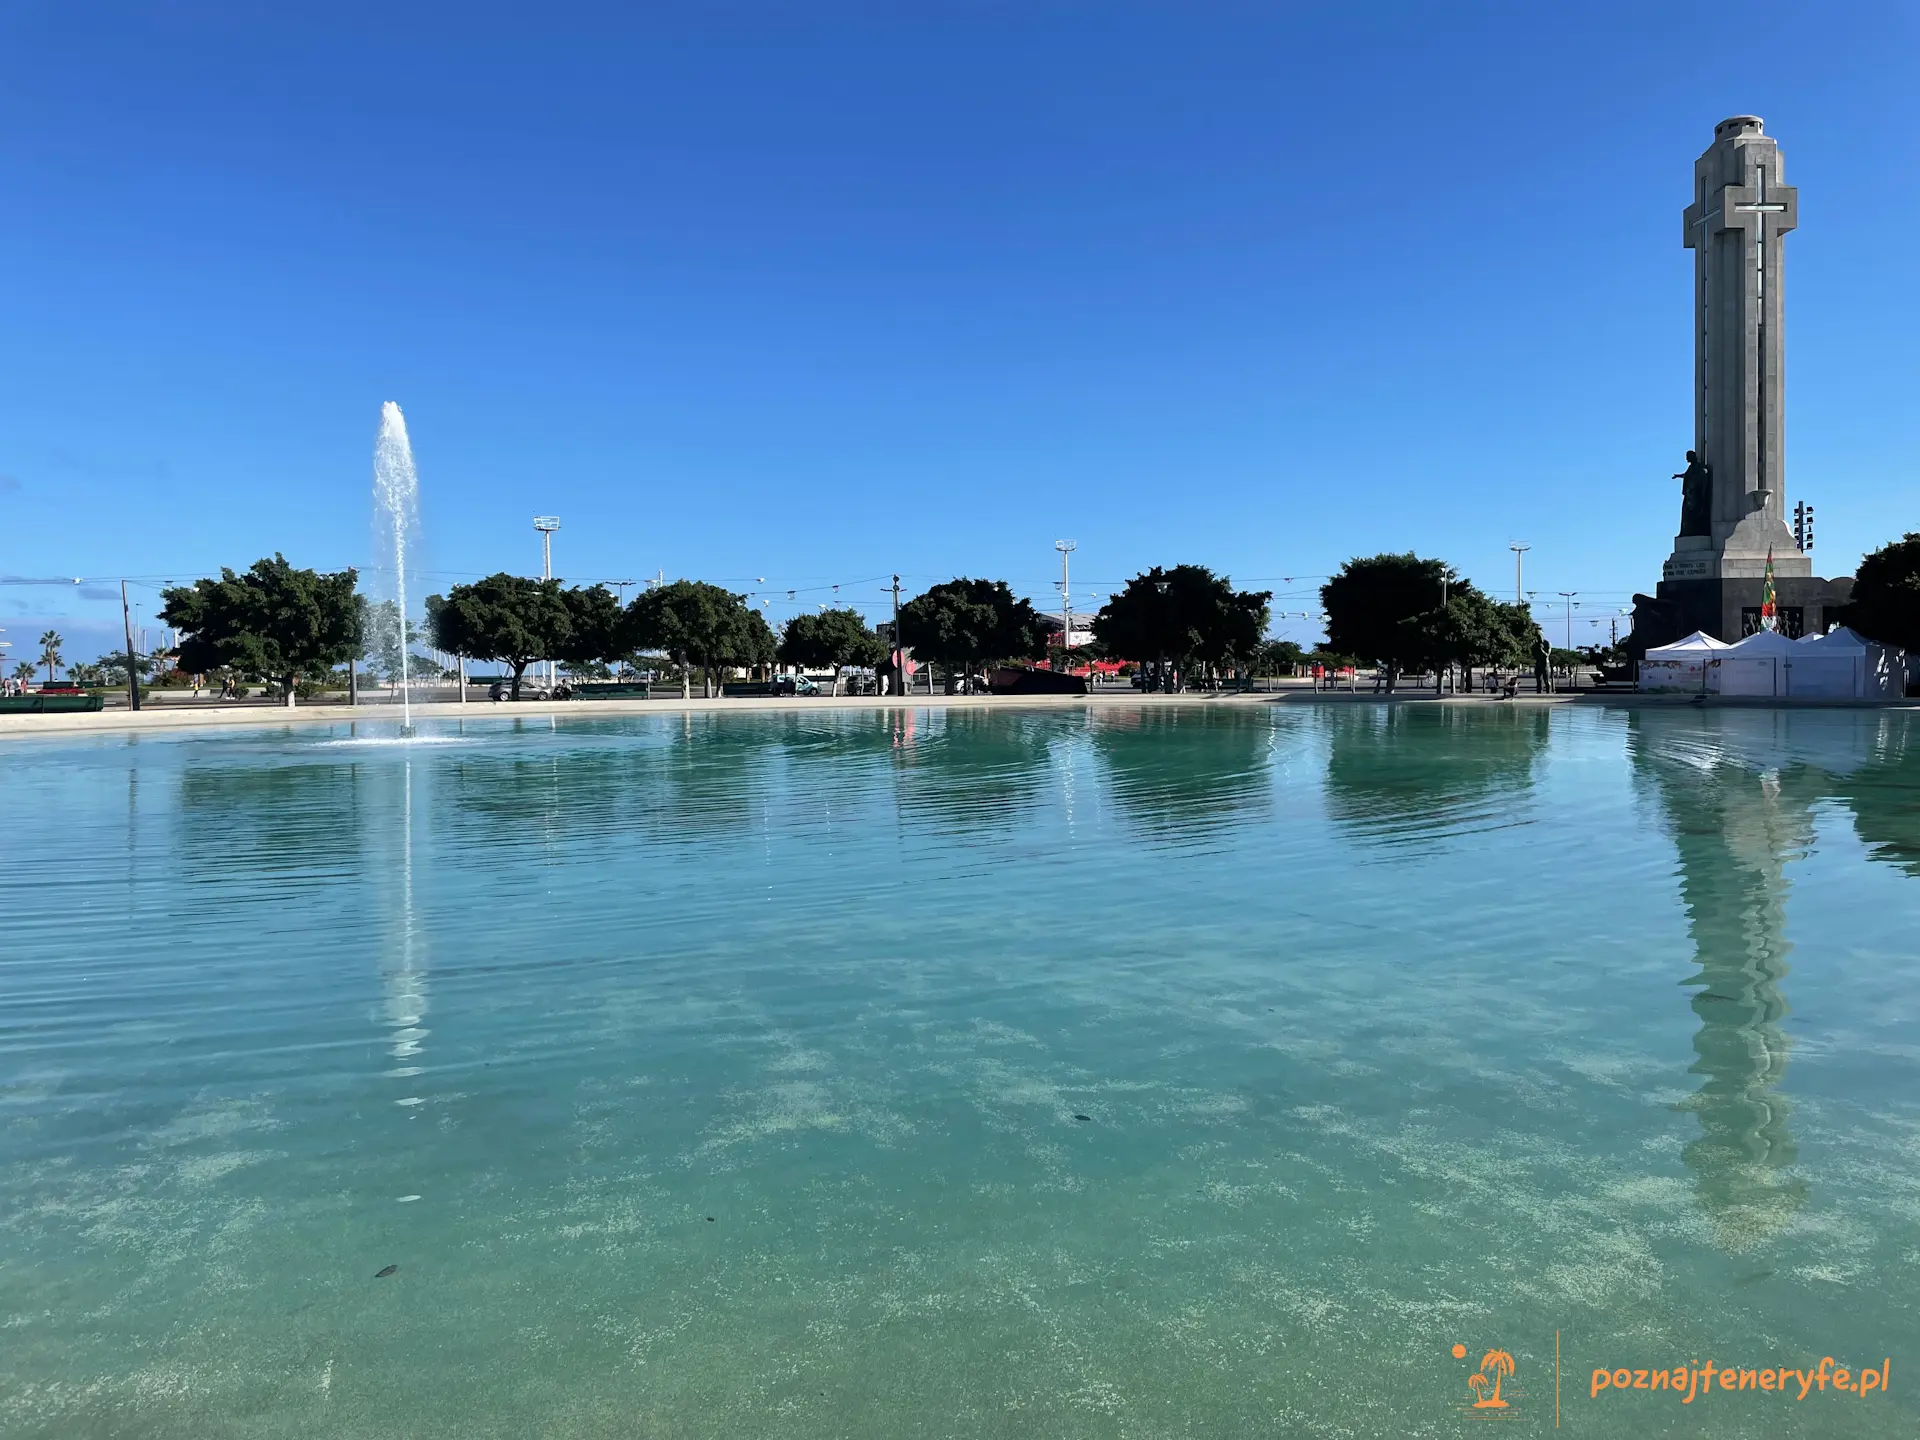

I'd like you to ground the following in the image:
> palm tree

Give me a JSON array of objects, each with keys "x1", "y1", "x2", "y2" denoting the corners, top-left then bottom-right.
[
  {"x1": 1467, "y1": 1374, "x2": 1488, "y2": 1405},
  {"x1": 38, "y1": 631, "x2": 64, "y2": 685},
  {"x1": 10, "y1": 661, "x2": 34, "y2": 685},
  {"x1": 1475, "y1": 1350, "x2": 1515, "y2": 1408}
]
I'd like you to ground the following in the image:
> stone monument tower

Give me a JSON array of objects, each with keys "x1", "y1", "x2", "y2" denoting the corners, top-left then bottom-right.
[{"x1": 1637, "y1": 117, "x2": 1848, "y2": 644}]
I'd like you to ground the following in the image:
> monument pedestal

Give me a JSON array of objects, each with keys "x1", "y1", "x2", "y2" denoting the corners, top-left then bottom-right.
[
  {"x1": 1644, "y1": 572, "x2": 1852, "y2": 646},
  {"x1": 1643, "y1": 512, "x2": 1848, "y2": 647}
]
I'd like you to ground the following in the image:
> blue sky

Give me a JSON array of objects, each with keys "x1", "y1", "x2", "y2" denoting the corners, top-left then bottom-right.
[{"x1": 2, "y1": 2, "x2": 1915, "y2": 662}]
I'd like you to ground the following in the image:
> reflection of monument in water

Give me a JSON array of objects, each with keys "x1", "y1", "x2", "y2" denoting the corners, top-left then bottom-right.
[
  {"x1": 1631, "y1": 711, "x2": 1917, "y2": 1246},
  {"x1": 1630, "y1": 118, "x2": 1852, "y2": 650},
  {"x1": 1641, "y1": 728, "x2": 1809, "y2": 1248}
]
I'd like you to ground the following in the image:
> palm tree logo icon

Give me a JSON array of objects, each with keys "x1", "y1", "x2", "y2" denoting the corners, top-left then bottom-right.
[{"x1": 1470, "y1": 1349, "x2": 1515, "y2": 1409}]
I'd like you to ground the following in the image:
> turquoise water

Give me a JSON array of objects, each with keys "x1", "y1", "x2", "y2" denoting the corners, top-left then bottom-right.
[{"x1": 3, "y1": 704, "x2": 1918, "y2": 1438}]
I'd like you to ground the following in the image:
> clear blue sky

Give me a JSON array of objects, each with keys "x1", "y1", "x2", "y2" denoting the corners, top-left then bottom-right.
[{"x1": 2, "y1": 1, "x2": 1915, "y2": 662}]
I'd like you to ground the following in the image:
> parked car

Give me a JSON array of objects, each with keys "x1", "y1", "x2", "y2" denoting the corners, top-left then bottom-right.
[{"x1": 489, "y1": 679, "x2": 553, "y2": 701}]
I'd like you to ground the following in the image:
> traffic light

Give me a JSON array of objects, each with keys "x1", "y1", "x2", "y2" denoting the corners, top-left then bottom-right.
[{"x1": 1793, "y1": 501, "x2": 1814, "y2": 553}]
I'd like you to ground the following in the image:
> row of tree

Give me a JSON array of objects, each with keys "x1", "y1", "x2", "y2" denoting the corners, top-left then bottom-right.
[
  {"x1": 142, "y1": 534, "x2": 1920, "y2": 705},
  {"x1": 147, "y1": 558, "x2": 1283, "y2": 704},
  {"x1": 426, "y1": 575, "x2": 782, "y2": 699}
]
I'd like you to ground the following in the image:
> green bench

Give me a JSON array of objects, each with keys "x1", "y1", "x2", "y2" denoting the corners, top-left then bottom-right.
[
  {"x1": 570, "y1": 682, "x2": 652, "y2": 700},
  {"x1": 0, "y1": 693, "x2": 107, "y2": 713}
]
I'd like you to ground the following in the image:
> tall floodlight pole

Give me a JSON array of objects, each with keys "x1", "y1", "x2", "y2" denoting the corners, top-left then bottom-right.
[
  {"x1": 1509, "y1": 544, "x2": 1530, "y2": 605},
  {"x1": 1054, "y1": 540, "x2": 1076, "y2": 668},
  {"x1": 1557, "y1": 591, "x2": 1578, "y2": 651},
  {"x1": 534, "y1": 516, "x2": 560, "y2": 689}
]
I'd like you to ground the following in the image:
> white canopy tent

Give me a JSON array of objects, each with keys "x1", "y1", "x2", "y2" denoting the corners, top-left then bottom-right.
[
  {"x1": 1789, "y1": 626, "x2": 1907, "y2": 699},
  {"x1": 1709, "y1": 629, "x2": 1803, "y2": 696},
  {"x1": 1639, "y1": 630, "x2": 1728, "y2": 692}
]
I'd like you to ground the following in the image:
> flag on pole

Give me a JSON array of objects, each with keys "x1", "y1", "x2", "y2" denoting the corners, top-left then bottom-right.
[{"x1": 1760, "y1": 547, "x2": 1777, "y2": 631}]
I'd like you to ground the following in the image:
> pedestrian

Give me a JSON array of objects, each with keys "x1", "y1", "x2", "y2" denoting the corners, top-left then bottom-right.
[{"x1": 1533, "y1": 635, "x2": 1553, "y2": 694}]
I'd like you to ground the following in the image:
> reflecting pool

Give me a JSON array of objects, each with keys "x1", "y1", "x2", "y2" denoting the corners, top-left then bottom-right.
[{"x1": 3, "y1": 704, "x2": 1918, "y2": 1438}]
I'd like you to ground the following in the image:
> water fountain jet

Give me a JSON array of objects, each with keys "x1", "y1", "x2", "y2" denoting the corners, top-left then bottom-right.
[{"x1": 372, "y1": 402, "x2": 421, "y2": 735}]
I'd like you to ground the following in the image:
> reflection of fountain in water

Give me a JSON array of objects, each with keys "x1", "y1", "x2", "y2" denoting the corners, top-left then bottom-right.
[
  {"x1": 383, "y1": 757, "x2": 429, "y2": 1078},
  {"x1": 371, "y1": 402, "x2": 422, "y2": 734}
]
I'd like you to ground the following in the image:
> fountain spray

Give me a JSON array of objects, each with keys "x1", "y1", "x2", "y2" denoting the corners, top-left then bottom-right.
[{"x1": 373, "y1": 402, "x2": 421, "y2": 735}]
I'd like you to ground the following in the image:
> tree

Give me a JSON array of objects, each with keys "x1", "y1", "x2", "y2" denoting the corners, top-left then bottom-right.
[
  {"x1": 13, "y1": 660, "x2": 39, "y2": 684},
  {"x1": 1320, "y1": 553, "x2": 1456, "y2": 692},
  {"x1": 627, "y1": 580, "x2": 761, "y2": 698},
  {"x1": 779, "y1": 608, "x2": 885, "y2": 695},
  {"x1": 897, "y1": 578, "x2": 1051, "y2": 691},
  {"x1": 359, "y1": 599, "x2": 425, "y2": 688},
  {"x1": 732, "y1": 607, "x2": 778, "y2": 681},
  {"x1": 1390, "y1": 588, "x2": 1541, "y2": 692},
  {"x1": 1092, "y1": 566, "x2": 1272, "y2": 691},
  {"x1": 160, "y1": 556, "x2": 360, "y2": 707},
  {"x1": 1254, "y1": 639, "x2": 1306, "y2": 676},
  {"x1": 1839, "y1": 532, "x2": 1920, "y2": 653},
  {"x1": 556, "y1": 585, "x2": 627, "y2": 672},
  {"x1": 425, "y1": 573, "x2": 572, "y2": 700},
  {"x1": 1488, "y1": 601, "x2": 1541, "y2": 673},
  {"x1": 95, "y1": 650, "x2": 158, "y2": 686},
  {"x1": 1394, "y1": 605, "x2": 1458, "y2": 690},
  {"x1": 38, "y1": 630, "x2": 63, "y2": 684}
]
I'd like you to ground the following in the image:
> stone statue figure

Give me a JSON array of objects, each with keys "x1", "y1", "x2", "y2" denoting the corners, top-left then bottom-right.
[{"x1": 1674, "y1": 450, "x2": 1713, "y2": 537}]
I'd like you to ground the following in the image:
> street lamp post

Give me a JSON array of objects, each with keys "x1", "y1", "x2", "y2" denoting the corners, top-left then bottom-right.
[
  {"x1": 534, "y1": 516, "x2": 560, "y2": 689},
  {"x1": 1557, "y1": 591, "x2": 1578, "y2": 688},
  {"x1": 1509, "y1": 544, "x2": 1530, "y2": 605},
  {"x1": 890, "y1": 575, "x2": 902, "y2": 695},
  {"x1": 1054, "y1": 540, "x2": 1076, "y2": 672}
]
